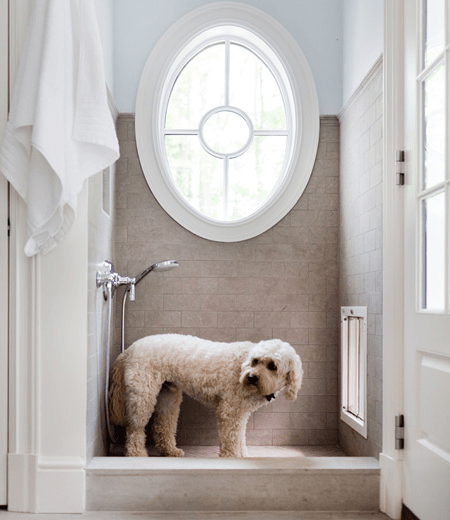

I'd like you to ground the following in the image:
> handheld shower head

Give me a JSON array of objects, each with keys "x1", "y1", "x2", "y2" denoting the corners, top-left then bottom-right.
[
  {"x1": 152, "y1": 260, "x2": 179, "y2": 272},
  {"x1": 134, "y1": 259, "x2": 179, "y2": 285}
]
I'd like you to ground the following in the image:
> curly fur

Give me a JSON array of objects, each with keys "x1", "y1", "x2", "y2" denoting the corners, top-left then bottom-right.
[{"x1": 109, "y1": 333, "x2": 303, "y2": 458}]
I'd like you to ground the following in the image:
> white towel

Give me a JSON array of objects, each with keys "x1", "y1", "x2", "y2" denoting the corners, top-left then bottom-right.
[{"x1": 0, "y1": 0, "x2": 119, "y2": 256}]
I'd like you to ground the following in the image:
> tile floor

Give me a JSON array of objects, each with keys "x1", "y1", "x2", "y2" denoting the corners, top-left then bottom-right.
[
  {"x1": 0, "y1": 512, "x2": 390, "y2": 519},
  {"x1": 110, "y1": 444, "x2": 347, "y2": 458}
]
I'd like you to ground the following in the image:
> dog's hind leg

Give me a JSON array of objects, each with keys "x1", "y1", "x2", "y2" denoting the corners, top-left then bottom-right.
[
  {"x1": 152, "y1": 382, "x2": 184, "y2": 457},
  {"x1": 125, "y1": 370, "x2": 162, "y2": 457}
]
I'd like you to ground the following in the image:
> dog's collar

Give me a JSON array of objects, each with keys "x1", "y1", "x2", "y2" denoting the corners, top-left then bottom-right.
[{"x1": 265, "y1": 385, "x2": 287, "y2": 401}]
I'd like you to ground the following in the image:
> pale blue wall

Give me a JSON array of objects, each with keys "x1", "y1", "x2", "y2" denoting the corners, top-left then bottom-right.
[
  {"x1": 342, "y1": 0, "x2": 383, "y2": 106},
  {"x1": 94, "y1": 0, "x2": 115, "y2": 93},
  {"x1": 108, "y1": 1, "x2": 383, "y2": 115},
  {"x1": 113, "y1": 0, "x2": 344, "y2": 114}
]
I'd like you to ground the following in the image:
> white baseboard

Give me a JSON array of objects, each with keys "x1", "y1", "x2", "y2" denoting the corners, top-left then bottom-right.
[
  {"x1": 379, "y1": 452, "x2": 403, "y2": 519},
  {"x1": 8, "y1": 454, "x2": 85, "y2": 513}
]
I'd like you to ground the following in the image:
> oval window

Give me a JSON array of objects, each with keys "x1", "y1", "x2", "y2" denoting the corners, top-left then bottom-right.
[{"x1": 136, "y1": 3, "x2": 319, "y2": 242}]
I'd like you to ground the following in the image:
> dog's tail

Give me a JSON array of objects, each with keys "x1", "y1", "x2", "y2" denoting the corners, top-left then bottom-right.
[{"x1": 108, "y1": 353, "x2": 127, "y2": 426}]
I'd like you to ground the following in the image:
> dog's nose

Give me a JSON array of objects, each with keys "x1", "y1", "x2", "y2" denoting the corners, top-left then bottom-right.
[{"x1": 247, "y1": 374, "x2": 258, "y2": 386}]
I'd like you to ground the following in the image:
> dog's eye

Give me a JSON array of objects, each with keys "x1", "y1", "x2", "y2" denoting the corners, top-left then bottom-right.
[
  {"x1": 251, "y1": 358, "x2": 259, "y2": 367},
  {"x1": 267, "y1": 361, "x2": 277, "y2": 371}
]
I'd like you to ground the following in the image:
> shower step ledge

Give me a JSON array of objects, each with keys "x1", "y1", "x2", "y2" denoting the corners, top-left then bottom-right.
[{"x1": 86, "y1": 456, "x2": 380, "y2": 512}]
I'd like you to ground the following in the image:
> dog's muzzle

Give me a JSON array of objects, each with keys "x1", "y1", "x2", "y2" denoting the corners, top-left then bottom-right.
[
  {"x1": 265, "y1": 393, "x2": 276, "y2": 402},
  {"x1": 247, "y1": 374, "x2": 258, "y2": 386}
]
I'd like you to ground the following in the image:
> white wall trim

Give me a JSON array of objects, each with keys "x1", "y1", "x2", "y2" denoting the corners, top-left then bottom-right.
[
  {"x1": 380, "y1": 453, "x2": 404, "y2": 519},
  {"x1": 8, "y1": 454, "x2": 85, "y2": 513},
  {"x1": 380, "y1": 1, "x2": 404, "y2": 518},
  {"x1": 36, "y1": 457, "x2": 85, "y2": 513},
  {"x1": 8, "y1": 1, "x2": 88, "y2": 512},
  {"x1": 339, "y1": 54, "x2": 383, "y2": 121},
  {"x1": 107, "y1": 85, "x2": 119, "y2": 123},
  {"x1": 7, "y1": 454, "x2": 38, "y2": 512}
]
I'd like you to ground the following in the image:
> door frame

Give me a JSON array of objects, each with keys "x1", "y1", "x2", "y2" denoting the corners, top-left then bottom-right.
[
  {"x1": 0, "y1": 0, "x2": 9, "y2": 505},
  {"x1": 6, "y1": 0, "x2": 89, "y2": 513},
  {"x1": 380, "y1": 0, "x2": 405, "y2": 519}
]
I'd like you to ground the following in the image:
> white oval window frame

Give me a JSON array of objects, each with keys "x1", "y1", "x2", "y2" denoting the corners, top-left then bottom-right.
[{"x1": 136, "y1": 1, "x2": 319, "y2": 242}]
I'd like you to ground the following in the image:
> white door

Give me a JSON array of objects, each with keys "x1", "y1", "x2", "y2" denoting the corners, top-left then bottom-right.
[
  {"x1": 403, "y1": 0, "x2": 450, "y2": 518},
  {"x1": 0, "y1": 0, "x2": 8, "y2": 507}
]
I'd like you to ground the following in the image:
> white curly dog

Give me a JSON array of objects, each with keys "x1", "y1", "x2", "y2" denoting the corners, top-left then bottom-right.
[{"x1": 109, "y1": 333, "x2": 303, "y2": 458}]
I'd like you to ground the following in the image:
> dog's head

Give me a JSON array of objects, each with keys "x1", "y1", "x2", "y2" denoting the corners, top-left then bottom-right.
[{"x1": 239, "y1": 339, "x2": 303, "y2": 401}]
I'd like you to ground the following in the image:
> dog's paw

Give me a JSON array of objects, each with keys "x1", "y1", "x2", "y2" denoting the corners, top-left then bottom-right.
[
  {"x1": 164, "y1": 447, "x2": 184, "y2": 457},
  {"x1": 218, "y1": 449, "x2": 239, "y2": 458},
  {"x1": 126, "y1": 447, "x2": 148, "y2": 457}
]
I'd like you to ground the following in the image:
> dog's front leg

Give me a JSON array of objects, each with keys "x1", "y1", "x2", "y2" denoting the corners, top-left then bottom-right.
[{"x1": 216, "y1": 401, "x2": 247, "y2": 458}]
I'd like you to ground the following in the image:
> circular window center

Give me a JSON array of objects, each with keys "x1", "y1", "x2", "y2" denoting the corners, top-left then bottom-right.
[{"x1": 200, "y1": 108, "x2": 252, "y2": 157}]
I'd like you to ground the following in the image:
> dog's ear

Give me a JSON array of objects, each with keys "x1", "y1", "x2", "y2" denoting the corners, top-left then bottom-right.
[{"x1": 284, "y1": 354, "x2": 303, "y2": 400}]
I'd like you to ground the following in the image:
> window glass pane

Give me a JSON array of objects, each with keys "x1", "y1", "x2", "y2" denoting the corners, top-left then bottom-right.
[
  {"x1": 202, "y1": 110, "x2": 250, "y2": 156},
  {"x1": 423, "y1": 64, "x2": 445, "y2": 189},
  {"x1": 423, "y1": 0, "x2": 445, "y2": 68},
  {"x1": 227, "y1": 136, "x2": 286, "y2": 220},
  {"x1": 422, "y1": 192, "x2": 445, "y2": 310},
  {"x1": 165, "y1": 136, "x2": 224, "y2": 220},
  {"x1": 229, "y1": 43, "x2": 286, "y2": 130},
  {"x1": 166, "y1": 44, "x2": 225, "y2": 129}
]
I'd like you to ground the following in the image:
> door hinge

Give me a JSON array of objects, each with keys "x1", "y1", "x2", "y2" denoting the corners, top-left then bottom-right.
[
  {"x1": 7, "y1": 218, "x2": 10, "y2": 237},
  {"x1": 396, "y1": 150, "x2": 405, "y2": 186},
  {"x1": 395, "y1": 414, "x2": 404, "y2": 449}
]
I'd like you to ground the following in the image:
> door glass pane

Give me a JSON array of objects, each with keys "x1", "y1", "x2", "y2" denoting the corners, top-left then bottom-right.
[
  {"x1": 229, "y1": 43, "x2": 286, "y2": 130},
  {"x1": 422, "y1": 64, "x2": 445, "y2": 189},
  {"x1": 423, "y1": 0, "x2": 445, "y2": 67},
  {"x1": 422, "y1": 192, "x2": 445, "y2": 310},
  {"x1": 166, "y1": 44, "x2": 225, "y2": 129}
]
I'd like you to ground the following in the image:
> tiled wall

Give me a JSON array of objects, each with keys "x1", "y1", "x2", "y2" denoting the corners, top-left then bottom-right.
[
  {"x1": 87, "y1": 166, "x2": 116, "y2": 461},
  {"x1": 339, "y1": 58, "x2": 383, "y2": 458},
  {"x1": 112, "y1": 114, "x2": 340, "y2": 447}
]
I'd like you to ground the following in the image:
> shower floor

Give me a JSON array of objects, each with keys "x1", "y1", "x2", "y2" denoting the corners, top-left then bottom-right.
[{"x1": 109, "y1": 444, "x2": 346, "y2": 457}]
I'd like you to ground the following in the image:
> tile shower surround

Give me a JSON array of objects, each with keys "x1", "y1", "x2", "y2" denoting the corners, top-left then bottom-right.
[
  {"x1": 339, "y1": 59, "x2": 383, "y2": 458},
  {"x1": 87, "y1": 168, "x2": 116, "y2": 461},
  {"x1": 111, "y1": 114, "x2": 340, "y2": 449}
]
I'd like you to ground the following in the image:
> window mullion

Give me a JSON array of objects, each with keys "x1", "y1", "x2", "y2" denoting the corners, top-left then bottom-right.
[
  {"x1": 224, "y1": 156, "x2": 229, "y2": 220},
  {"x1": 254, "y1": 130, "x2": 288, "y2": 136},
  {"x1": 164, "y1": 129, "x2": 199, "y2": 135},
  {"x1": 225, "y1": 39, "x2": 230, "y2": 106}
]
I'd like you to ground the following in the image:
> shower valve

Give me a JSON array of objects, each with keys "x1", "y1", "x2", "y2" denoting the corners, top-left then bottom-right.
[{"x1": 96, "y1": 261, "x2": 137, "y2": 299}]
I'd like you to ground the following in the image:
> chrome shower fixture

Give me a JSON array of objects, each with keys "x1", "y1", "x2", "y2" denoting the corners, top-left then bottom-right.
[
  {"x1": 121, "y1": 260, "x2": 178, "y2": 353},
  {"x1": 134, "y1": 259, "x2": 179, "y2": 285},
  {"x1": 96, "y1": 259, "x2": 179, "y2": 302},
  {"x1": 96, "y1": 258, "x2": 179, "y2": 447},
  {"x1": 96, "y1": 260, "x2": 137, "y2": 300}
]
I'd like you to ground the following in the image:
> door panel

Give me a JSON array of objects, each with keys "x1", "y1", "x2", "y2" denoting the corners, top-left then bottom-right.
[{"x1": 403, "y1": 0, "x2": 450, "y2": 518}]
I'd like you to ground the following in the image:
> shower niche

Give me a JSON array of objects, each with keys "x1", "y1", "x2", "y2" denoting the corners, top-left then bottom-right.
[{"x1": 87, "y1": 113, "x2": 344, "y2": 460}]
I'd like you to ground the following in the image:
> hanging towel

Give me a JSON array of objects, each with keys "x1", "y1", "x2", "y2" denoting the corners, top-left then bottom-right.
[{"x1": 0, "y1": 0, "x2": 119, "y2": 256}]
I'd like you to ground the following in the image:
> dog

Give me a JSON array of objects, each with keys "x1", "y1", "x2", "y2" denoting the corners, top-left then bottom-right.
[{"x1": 109, "y1": 333, "x2": 303, "y2": 458}]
